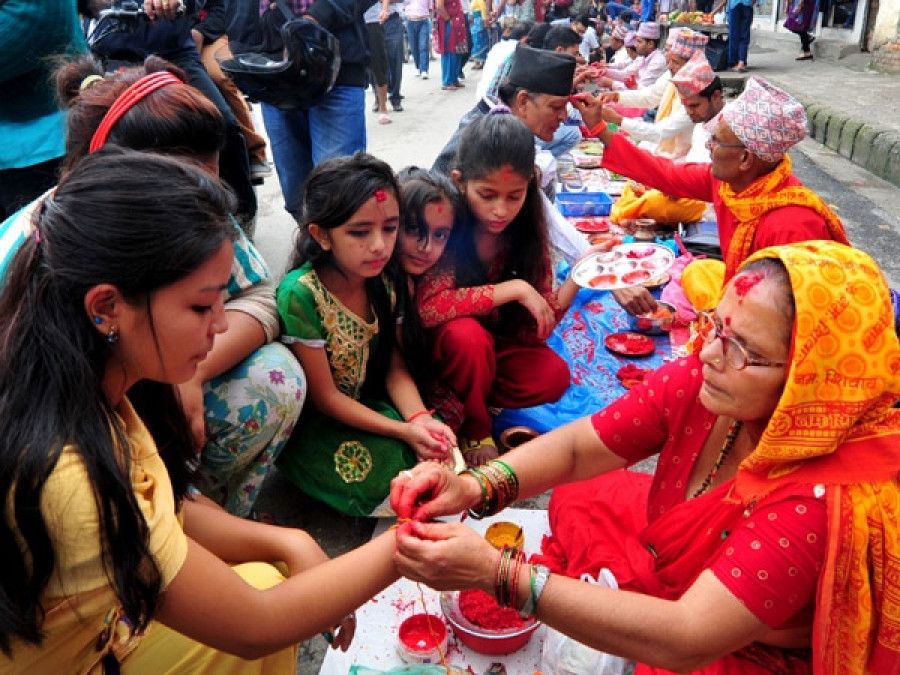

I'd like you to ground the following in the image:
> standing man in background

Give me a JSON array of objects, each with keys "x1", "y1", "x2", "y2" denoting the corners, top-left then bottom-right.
[{"x1": 259, "y1": 0, "x2": 375, "y2": 217}]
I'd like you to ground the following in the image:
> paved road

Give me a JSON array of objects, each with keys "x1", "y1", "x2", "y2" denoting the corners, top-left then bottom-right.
[{"x1": 243, "y1": 40, "x2": 900, "y2": 674}]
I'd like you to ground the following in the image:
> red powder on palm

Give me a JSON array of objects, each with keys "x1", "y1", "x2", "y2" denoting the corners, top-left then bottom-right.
[
  {"x1": 733, "y1": 272, "x2": 763, "y2": 297},
  {"x1": 458, "y1": 589, "x2": 526, "y2": 630}
]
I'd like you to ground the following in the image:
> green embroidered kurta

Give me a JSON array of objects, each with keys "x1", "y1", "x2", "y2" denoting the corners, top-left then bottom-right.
[{"x1": 276, "y1": 263, "x2": 415, "y2": 516}]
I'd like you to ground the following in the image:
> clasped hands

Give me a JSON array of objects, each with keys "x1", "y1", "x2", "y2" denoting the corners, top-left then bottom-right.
[{"x1": 388, "y1": 464, "x2": 502, "y2": 592}]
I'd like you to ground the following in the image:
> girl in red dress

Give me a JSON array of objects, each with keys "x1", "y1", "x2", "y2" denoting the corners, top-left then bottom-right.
[{"x1": 417, "y1": 112, "x2": 582, "y2": 465}]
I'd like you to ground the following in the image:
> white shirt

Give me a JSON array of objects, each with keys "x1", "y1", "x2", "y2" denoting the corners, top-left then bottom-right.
[
  {"x1": 579, "y1": 26, "x2": 600, "y2": 61},
  {"x1": 474, "y1": 39, "x2": 518, "y2": 100},
  {"x1": 619, "y1": 87, "x2": 694, "y2": 160}
]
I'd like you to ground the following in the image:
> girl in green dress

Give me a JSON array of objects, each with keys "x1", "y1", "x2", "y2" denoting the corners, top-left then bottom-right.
[{"x1": 276, "y1": 154, "x2": 457, "y2": 516}]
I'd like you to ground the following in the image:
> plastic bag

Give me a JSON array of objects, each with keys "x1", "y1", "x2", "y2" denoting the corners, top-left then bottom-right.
[{"x1": 540, "y1": 569, "x2": 634, "y2": 675}]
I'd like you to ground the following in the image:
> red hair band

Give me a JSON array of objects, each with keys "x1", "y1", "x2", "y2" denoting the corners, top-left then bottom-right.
[{"x1": 88, "y1": 71, "x2": 182, "y2": 153}]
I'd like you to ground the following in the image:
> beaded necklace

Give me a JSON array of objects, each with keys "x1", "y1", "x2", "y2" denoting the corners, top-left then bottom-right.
[{"x1": 692, "y1": 420, "x2": 742, "y2": 499}]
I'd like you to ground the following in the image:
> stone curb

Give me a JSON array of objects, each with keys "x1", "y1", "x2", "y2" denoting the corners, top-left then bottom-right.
[{"x1": 757, "y1": 76, "x2": 900, "y2": 189}]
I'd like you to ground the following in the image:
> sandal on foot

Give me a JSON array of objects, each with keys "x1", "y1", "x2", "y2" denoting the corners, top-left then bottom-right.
[
  {"x1": 378, "y1": 113, "x2": 392, "y2": 124},
  {"x1": 796, "y1": 52, "x2": 813, "y2": 61}
]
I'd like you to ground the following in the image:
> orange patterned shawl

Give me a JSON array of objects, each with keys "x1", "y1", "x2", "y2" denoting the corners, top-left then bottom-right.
[
  {"x1": 731, "y1": 242, "x2": 900, "y2": 674},
  {"x1": 718, "y1": 155, "x2": 850, "y2": 282}
]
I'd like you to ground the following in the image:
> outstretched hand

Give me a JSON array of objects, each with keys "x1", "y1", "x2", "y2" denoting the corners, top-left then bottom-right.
[{"x1": 569, "y1": 91, "x2": 605, "y2": 130}]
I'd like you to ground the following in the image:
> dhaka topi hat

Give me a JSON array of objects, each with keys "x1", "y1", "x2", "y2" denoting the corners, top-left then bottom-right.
[
  {"x1": 670, "y1": 28, "x2": 709, "y2": 60},
  {"x1": 636, "y1": 21, "x2": 660, "y2": 40},
  {"x1": 720, "y1": 75, "x2": 808, "y2": 162},
  {"x1": 666, "y1": 27, "x2": 683, "y2": 47},
  {"x1": 624, "y1": 30, "x2": 637, "y2": 47},
  {"x1": 506, "y1": 43, "x2": 576, "y2": 97},
  {"x1": 671, "y1": 51, "x2": 715, "y2": 96},
  {"x1": 611, "y1": 24, "x2": 629, "y2": 41}
]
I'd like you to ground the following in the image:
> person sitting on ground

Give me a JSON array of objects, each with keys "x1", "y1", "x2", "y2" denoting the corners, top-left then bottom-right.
[
  {"x1": 607, "y1": 53, "x2": 725, "y2": 232},
  {"x1": 275, "y1": 154, "x2": 456, "y2": 517},
  {"x1": 573, "y1": 14, "x2": 602, "y2": 62},
  {"x1": 597, "y1": 20, "x2": 666, "y2": 90},
  {"x1": 0, "y1": 149, "x2": 405, "y2": 672},
  {"x1": 433, "y1": 43, "x2": 600, "y2": 262},
  {"x1": 545, "y1": 25, "x2": 584, "y2": 62},
  {"x1": 394, "y1": 167, "x2": 467, "y2": 436},
  {"x1": 433, "y1": 43, "x2": 577, "y2": 176},
  {"x1": 392, "y1": 240, "x2": 900, "y2": 674},
  {"x1": 599, "y1": 28, "x2": 709, "y2": 159},
  {"x1": 604, "y1": 23, "x2": 629, "y2": 63},
  {"x1": 571, "y1": 75, "x2": 849, "y2": 316},
  {"x1": 419, "y1": 112, "x2": 585, "y2": 465},
  {"x1": 0, "y1": 56, "x2": 306, "y2": 519}
]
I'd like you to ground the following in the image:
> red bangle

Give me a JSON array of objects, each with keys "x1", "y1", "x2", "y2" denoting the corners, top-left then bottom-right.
[
  {"x1": 579, "y1": 121, "x2": 608, "y2": 139},
  {"x1": 407, "y1": 409, "x2": 434, "y2": 423}
]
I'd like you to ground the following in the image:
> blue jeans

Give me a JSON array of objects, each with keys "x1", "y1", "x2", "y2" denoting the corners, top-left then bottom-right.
[
  {"x1": 441, "y1": 23, "x2": 461, "y2": 87},
  {"x1": 384, "y1": 14, "x2": 405, "y2": 107},
  {"x1": 261, "y1": 85, "x2": 367, "y2": 217},
  {"x1": 728, "y1": 3, "x2": 753, "y2": 65},
  {"x1": 406, "y1": 18, "x2": 431, "y2": 74}
]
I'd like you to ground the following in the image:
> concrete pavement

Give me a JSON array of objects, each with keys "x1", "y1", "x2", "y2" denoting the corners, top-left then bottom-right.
[
  {"x1": 730, "y1": 32, "x2": 900, "y2": 188},
  {"x1": 243, "y1": 37, "x2": 900, "y2": 673}
]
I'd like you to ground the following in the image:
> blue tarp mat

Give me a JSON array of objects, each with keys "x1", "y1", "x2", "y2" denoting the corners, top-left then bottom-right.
[{"x1": 493, "y1": 260, "x2": 673, "y2": 436}]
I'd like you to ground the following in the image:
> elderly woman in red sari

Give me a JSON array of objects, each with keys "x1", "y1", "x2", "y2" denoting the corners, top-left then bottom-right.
[{"x1": 391, "y1": 240, "x2": 900, "y2": 673}]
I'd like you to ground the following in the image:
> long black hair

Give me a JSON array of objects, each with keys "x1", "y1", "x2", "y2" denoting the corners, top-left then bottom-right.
[
  {"x1": 289, "y1": 152, "x2": 401, "y2": 399},
  {"x1": 395, "y1": 167, "x2": 464, "y2": 387},
  {"x1": 451, "y1": 112, "x2": 550, "y2": 338},
  {"x1": 0, "y1": 148, "x2": 236, "y2": 656}
]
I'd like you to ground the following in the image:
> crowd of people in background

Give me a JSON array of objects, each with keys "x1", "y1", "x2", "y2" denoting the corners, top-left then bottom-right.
[{"x1": 2, "y1": 0, "x2": 900, "y2": 673}]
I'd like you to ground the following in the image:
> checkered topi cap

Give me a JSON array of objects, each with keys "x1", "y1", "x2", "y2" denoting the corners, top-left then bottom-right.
[
  {"x1": 721, "y1": 76, "x2": 808, "y2": 162},
  {"x1": 671, "y1": 51, "x2": 715, "y2": 96},
  {"x1": 611, "y1": 24, "x2": 629, "y2": 41},
  {"x1": 670, "y1": 29, "x2": 709, "y2": 60},
  {"x1": 636, "y1": 22, "x2": 660, "y2": 39}
]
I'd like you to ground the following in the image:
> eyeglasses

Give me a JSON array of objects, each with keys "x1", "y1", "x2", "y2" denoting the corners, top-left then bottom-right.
[
  {"x1": 705, "y1": 134, "x2": 745, "y2": 152},
  {"x1": 696, "y1": 311, "x2": 787, "y2": 370}
]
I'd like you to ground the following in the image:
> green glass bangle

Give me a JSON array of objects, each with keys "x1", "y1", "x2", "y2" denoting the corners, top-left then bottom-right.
[{"x1": 462, "y1": 468, "x2": 491, "y2": 520}]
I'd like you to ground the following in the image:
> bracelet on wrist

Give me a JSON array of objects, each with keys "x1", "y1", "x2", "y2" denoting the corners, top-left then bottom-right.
[
  {"x1": 520, "y1": 564, "x2": 551, "y2": 618},
  {"x1": 406, "y1": 408, "x2": 435, "y2": 423},
  {"x1": 579, "y1": 120, "x2": 608, "y2": 139}
]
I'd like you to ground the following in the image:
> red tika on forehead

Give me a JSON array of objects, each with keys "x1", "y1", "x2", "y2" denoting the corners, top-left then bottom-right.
[
  {"x1": 374, "y1": 188, "x2": 387, "y2": 203},
  {"x1": 733, "y1": 271, "x2": 764, "y2": 297}
]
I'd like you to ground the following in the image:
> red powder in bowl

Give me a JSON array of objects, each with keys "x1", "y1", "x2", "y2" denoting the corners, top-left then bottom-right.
[{"x1": 458, "y1": 589, "x2": 526, "y2": 631}]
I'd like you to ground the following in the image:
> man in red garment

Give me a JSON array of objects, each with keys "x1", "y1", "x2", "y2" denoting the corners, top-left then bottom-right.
[{"x1": 573, "y1": 75, "x2": 848, "y2": 315}]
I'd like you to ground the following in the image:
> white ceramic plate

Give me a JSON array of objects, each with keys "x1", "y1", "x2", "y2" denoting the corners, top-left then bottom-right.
[{"x1": 572, "y1": 243, "x2": 676, "y2": 291}]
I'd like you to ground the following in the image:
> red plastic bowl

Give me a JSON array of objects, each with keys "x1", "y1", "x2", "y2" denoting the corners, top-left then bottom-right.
[{"x1": 440, "y1": 592, "x2": 540, "y2": 655}]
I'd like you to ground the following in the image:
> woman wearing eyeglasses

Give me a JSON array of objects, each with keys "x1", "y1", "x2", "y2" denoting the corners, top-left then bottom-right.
[{"x1": 390, "y1": 241, "x2": 900, "y2": 673}]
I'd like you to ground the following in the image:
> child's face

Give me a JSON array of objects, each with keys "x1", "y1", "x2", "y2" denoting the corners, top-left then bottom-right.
[
  {"x1": 457, "y1": 165, "x2": 530, "y2": 236},
  {"x1": 313, "y1": 190, "x2": 400, "y2": 281},
  {"x1": 398, "y1": 198, "x2": 454, "y2": 277}
]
